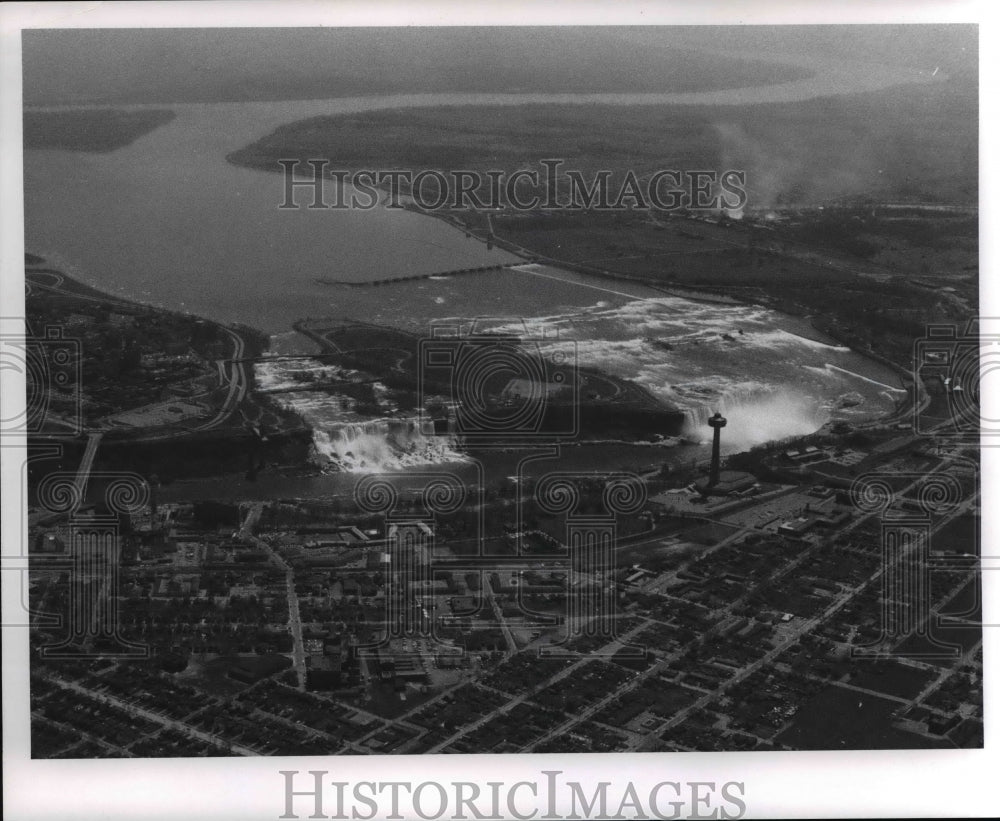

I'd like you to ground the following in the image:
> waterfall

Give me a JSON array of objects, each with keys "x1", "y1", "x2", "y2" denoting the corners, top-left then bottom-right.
[
  {"x1": 679, "y1": 384, "x2": 829, "y2": 450},
  {"x1": 680, "y1": 384, "x2": 775, "y2": 430},
  {"x1": 255, "y1": 358, "x2": 465, "y2": 473},
  {"x1": 312, "y1": 418, "x2": 464, "y2": 473}
]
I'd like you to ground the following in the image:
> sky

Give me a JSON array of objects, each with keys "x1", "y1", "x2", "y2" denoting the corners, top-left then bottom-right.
[{"x1": 22, "y1": 25, "x2": 976, "y2": 106}]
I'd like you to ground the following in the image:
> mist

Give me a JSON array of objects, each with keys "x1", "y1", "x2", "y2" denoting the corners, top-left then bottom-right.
[{"x1": 684, "y1": 388, "x2": 830, "y2": 452}]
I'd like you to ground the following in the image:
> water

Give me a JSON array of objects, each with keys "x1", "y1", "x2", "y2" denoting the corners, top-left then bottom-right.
[
  {"x1": 254, "y1": 357, "x2": 466, "y2": 472},
  {"x1": 23, "y1": 107, "x2": 519, "y2": 333},
  {"x1": 154, "y1": 442, "x2": 676, "y2": 506},
  {"x1": 24, "y1": 54, "x2": 939, "y2": 333},
  {"x1": 23, "y1": 56, "x2": 924, "y2": 484},
  {"x1": 254, "y1": 264, "x2": 903, "y2": 470},
  {"x1": 480, "y1": 273, "x2": 905, "y2": 449}
]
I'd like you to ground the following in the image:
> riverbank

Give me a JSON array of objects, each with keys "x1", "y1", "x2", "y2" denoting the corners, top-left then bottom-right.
[{"x1": 24, "y1": 259, "x2": 314, "y2": 481}]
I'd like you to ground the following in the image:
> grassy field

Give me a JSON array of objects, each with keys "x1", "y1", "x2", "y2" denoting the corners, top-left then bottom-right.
[
  {"x1": 230, "y1": 76, "x2": 976, "y2": 207},
  {"x1": 228, "y1": 75, "x2": 977, "y2": 371},
  {"x1": 226, "y1": 70, "x2": 978, "y2": 375}
]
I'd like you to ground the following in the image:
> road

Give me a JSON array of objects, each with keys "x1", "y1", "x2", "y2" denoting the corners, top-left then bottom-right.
[
  {"x1": 193, "y1": 326, "x2": 247, "y2": 431},
  {"x1": 643, "y1": 457, "x2": 974, "y2": 746},
  {"x1": 483, "y1": 574, "x2": 518, "y2": 655},
  {"x1": 240, "y1": 502, "x2": 308, "y2": 690},
  {"x1": 27, "y1": 270, "x2": 254, "y2": 442},
  {"x1": 515, "y1": 455, "x2": 976, "y2": 752},
  {"x1": 71, "y1": 431, "x2": 103, "y2": 503},
  {"x1": 45, "y1": 675, "x2": 258, "y2": 756}
]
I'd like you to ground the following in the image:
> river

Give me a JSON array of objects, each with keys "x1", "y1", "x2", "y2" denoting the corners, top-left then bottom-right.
[
  {"x1": 23, "y1": 50, "x2": 939, "y2": 331},
  {"x1": 23, "y1": 51, "x2": 927, "y2": 487}
]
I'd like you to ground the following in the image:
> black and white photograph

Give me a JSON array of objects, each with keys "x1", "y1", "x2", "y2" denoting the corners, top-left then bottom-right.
[{"x1": 1, "y1": 3, "x2": 995, "y2": 819}]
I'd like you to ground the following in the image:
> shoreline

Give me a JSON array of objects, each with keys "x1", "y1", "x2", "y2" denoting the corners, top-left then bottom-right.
[
  {"x1": 387, "y1": 201, "x2": 909, "y2": 392},
  {"x1": 23, "y1": 229, "x2": 908, "y2": 495},
  {"x1": 24, "y1": 153, "x2": 913, "y2": 469},
  {"x1": 26, "y1": 194, "x2": 909, "y2": 449}
]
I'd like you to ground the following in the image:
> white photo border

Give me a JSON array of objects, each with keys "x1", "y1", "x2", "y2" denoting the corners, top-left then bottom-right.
[{"x1": 2, "y1": 2, "x2": 995, "y2": 819}]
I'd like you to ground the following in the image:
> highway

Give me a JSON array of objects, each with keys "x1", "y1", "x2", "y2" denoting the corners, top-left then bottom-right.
[
  {"x1": 26, "y1": 269, "x2": 252, "y2": 441},
  {"x1": 193, "y1": 326, "x2": 247, "y2": 431}
]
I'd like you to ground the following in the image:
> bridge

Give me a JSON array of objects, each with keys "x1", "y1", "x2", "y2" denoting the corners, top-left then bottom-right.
[{"x1": 314, "y1": 262, "x2": 517, "y2": 288}]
